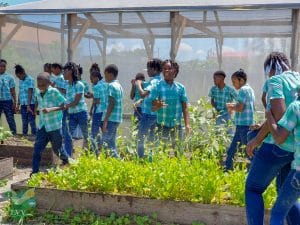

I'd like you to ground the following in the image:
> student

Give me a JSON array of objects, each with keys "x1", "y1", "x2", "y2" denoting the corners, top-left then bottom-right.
[
  {"x1": 266, "y1": 97, "x2": 300, "y2": 225},
  {"x1": 102, "y1": 64, "x2": 123, "y2": 158},
  {"x1": 63, "y1": 62, "x2": 88, "y2": 151},
  {"x1": 135, "y1": 58, "x2": 162, "y2": 158},
  {"x1": 14, "y1": 64, "x2": 36, "y2": 136},
  {"x1": 130, "y1": 73, "x2": 145, "y2": 121},
  {"x1": 0, "y1": 59, "x2": 17, "y2": 135},
  {"x1": 148, "y1": 59, "x2": 191, "y2": 148},
  {"x1": 225, "y1": 69, "x2": 255, "y2": 171},
  {"x1": 43, "y1": 63, "x2": 52, "y2": 74},
  {"x1": 261, "y1": 72, "x2": 275, "y2": 109},
  {"x1": 90, "y1": 70, "x2": 108, "y2": 154},
  {"x1": 88, "y1": 63, "x2": 101, "y2": 116},
  {"x1": 208, "y1": 70, "x2": 237, "y2": 129},
  {"x1": 32, "y1": 72, "x2": 69, "y2": 174},
  {"x1": 245, "y1": 52, "x2": 300, "y2": 225},
  {"x1": 51, "y1": 63, "x2": 73, "y2": 156}
]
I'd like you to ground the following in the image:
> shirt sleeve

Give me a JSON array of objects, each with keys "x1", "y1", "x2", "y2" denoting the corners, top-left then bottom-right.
[
  {"x1": 146, "y1": 83, "x2": 159, "y2": 102},
  {"x1": 54, "y1": 89, "x2": 66, "y2": 105},
  {"x1": 208, "y1": 87, "x2": 213, "y2": 98},
  {"x1": 75, "y1": 82, "x2": 84, "y2": 95},
  {"x1": 278, "y1": 102, "x2": 298, "y2": 132},
  {"x1": 9, "y1": 76, "x2": 15, "y2": 88},
  {"x1": 93, "y1": 85, "x2": 100, "y2": 99},
  {"x1": 262, "y1": 80, "x2": 268, "y2": 93},
  {"x1": 180, "y1": 85, "x2": 188, "y2": 103},
  {"x1": 237, "y1": 88, "x2": 248, "y2": 104},
  {"x1": 268, "y1": 76, "x2": 284, "y2": 100},
  {"x1": 29, "y1": 78, "x2": 35, "y2": 89},
  {"x1": 230, "y1": 87, "x2": 238, "y2": 101}
]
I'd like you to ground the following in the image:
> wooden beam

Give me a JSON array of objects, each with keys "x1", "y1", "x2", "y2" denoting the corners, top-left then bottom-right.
[
  {"x1": 67, "y1": 14, "x2": 75, "y2": 61},
  {"x1": 143, "y1": 38, "x2": 154, "y2": 59},
  {"x1": 84, "y1": 13, "x2": 107, "y2": 37},
  {"x1": 72, "y1": 18, "x2": 90, "y2": 50},
  {"x1": 170, "y1": 12, "x2": 186, "y2": 60},
  {"x1": 102, "y1": 37, "x2": 107, "y2": 68},
  {"x1": 61, "y1": 14, "x2": 65, "y2": 64},
  {"x1": 0, "y1": 21, "x2": 22, "y2": 50},
  {"x1": 137, "y1": 12, "x2": 154, "y2": 37},
  {"x1": 291, "y1": 9, "x2": 300, "y2": 70}
]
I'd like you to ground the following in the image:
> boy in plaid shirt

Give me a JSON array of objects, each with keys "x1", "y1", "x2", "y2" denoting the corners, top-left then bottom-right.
[
  {"x1": 32, "y1": 72, "x2": 69, "y2": 174},
  {"x1": 102, "y1": 64, "x2": 123, "y2": 158},
  {"x1": 0, "y1": 59, "x2": 17, "y2": 135},
  {"x1": 14, "y1": 64, "x2": 36, "y2": 136}
]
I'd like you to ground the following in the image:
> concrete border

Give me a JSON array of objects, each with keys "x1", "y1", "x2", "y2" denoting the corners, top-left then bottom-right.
[{"x1": 11, "y1": 180, "x2": 270, "y2": 225}]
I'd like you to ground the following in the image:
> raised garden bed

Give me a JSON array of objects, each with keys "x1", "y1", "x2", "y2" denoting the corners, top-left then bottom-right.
[
  {"x1": 0, "y1": 157, "x2": 13, "y2": 179},
  {"x1": 11, "y1": 180, "x2": 270, "y2": 225}
]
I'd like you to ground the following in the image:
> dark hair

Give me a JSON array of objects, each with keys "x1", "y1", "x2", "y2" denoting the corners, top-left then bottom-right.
[
  {"x1": 0, "y1": 59, "x2": 7, "y2": 64},
  {"x1": 135, "y1": 73, "x2": 145, "y2": 81},
  {"x1": 264, "y1": 52, "x2": 290, "y2": 72},
  {"x1": 91, "y1": 71, "x2": 103, "y2": 80},
  {"x1": 104, "y1": 64, "x2": 118, "y2": 78},
  {"x1": 89, "y1": 63, "x2": 100, "y2": 74},
  {"x1": 214, "y1": 70, "x2": 226, "y2": 78},
  {"x1": 147, "y1": 58, "x2": 162, "y2": 73},
  {"x1": 172, "y1": 61, "x2": 179, "y2": 78},
  {"x1": 63, "y1": 62, "x2": 79, "y2": 84},
  {"x1": 232, "y1": 69, "x2": 247, "y2": 82},
  {"x1": 78, "y1": 64, "x2": 83, "y2": 76},
  {"x1": 14, "y1": 64, "x2": 25, "y2": 74},
  {"x1": 51, "y1": 63, "x2": 62, "y2": 70},
  {"x1": 43, "y1": 63, "x2": 52, "y2": 72}
]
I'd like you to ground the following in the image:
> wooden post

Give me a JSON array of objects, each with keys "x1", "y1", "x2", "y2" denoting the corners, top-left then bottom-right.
[
  {"x1": 61, "y1": 14, "x2": 65, "y2": 64},
  {"x1": 170, "y1": 12, "x2": 177, "y2": 60},
  {"x1": 103, "y1": 37, "x2": 107, "y2": 69},
  {"x1": 67, "y1": 14, "x2": 76, "y2": 62},
  {"x1": 291, "y1": 9, "x2": 300, "y2": 70}
]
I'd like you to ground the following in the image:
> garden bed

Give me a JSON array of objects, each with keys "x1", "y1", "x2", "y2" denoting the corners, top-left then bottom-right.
[
  {"x1": 11, "y1": 180, "x2": 270, "y2": 225},
  {"x1": 0, "y1": 157, "x2": 13, "y2": 179}
]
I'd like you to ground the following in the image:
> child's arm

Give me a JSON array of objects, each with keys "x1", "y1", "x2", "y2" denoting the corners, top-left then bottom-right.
[
  {"x1": 210, "y1": 98, "x2": 216, "y2": 109},
  {"x1": 261, "y1": 91, "x2": 267, "y2": 109},
  {"x1": 65, "y1": 93, "x2": 82, "y2": 109},
  {"x1": 182, "y1": 102, "x2": 191, "y2": 135},
  {"x1": 10, "y1": 87, "x2": 17, "y2": 111},
  {"x1": 135, "y1": 80, "x2": 149, "y2": 98},
  {"x1": 27, "y1": 88, "x2": 34, "y2": 114},
  {"x1": 266, "y1": 110, "x2": 290, "y2": 144},
  {"x1": 102, "y1": 96, "x2": 114, "y2": 132},
  {"x1": 130, "y1": 79, "x2": 135, "y2": 100},
  {"x1": 151, "y1": 99, "x2": 167, "y2": 111},
  {"x1": 42, "y1": 103, "x2": 65, "y2": 114}
]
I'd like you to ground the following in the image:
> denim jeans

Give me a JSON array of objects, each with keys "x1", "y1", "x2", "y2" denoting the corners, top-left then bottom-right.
[
  {"x1": 270, "y1": 169, "x2": 300, "y2": 225},
  {"x1": 245, "y1": 143, "x2": 300, "y2": 225},
  {"x1": 137, "y1": 113, "x2": 157, "y2": 158},
  {"x1": 72, "y1": 125, "x2": 83, "y2": 139},
  {"x1": 224, "y1": 125, "x2": 250, "y2": 171},
  {"x1": 62, "y1": 110, "x2": 73, "y2": 156},
  {"x1": 32, "y1": 127, "x2": 69, "y2": 173},
  {"x1": 216, "y1": 112, "x2": 233, "y2": 136},
  {"x1": 91, "y1": 112, "x2": 103, "y2": 154},
  {"x1": 134, "y1": 107, "x2": 143, "y2": 121},
  {"x1": 157, "y1": 124, "x2": 183, "y2": 149},
  {"x1": 0, "y1": 100, "x2": 16, "y2": 134},
  {"x1": 68, "y1": 111, "x2": 88, "y2": 146},
  {"x1": 102, "y1": 121, "x2": 119, "y2": 158},
  {"x1": 20, "y1": 104, "x2": 36, "y2": 135}
]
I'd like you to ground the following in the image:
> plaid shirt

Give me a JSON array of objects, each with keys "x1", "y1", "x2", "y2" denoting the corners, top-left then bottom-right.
[
  {"x1": 0, "y1": 73, "x2": 15, "y2": 101},
  {"x1": 234, "y1": 84, "x2": 255, "y2": 126},
  {"x1": 54, "y1": 74, "x2": 68, "y2": 92},
  {"x1": 81, "y1": 80, "x2": 90, "y2": 94},
  {"x1": 148, "y1": 80, "x2": 188, "y2": 127},
  {"x1": 208, "y1": 85, "x2": 237, "y2": 113},
  {"x1": 264, "y1": 71, "x2": 300, "y2": 151},
  {"x1": 66, "y1": 81, "x2": 87, "y2": 114},
  {"x1": 50, "y1": 74, "x2": 56, "y2": 84},
  {"x1": 93, "y1": 80, "x2": 108, "y2": 114},
  {"x1": 36, "y1": 86, "x2": 65, "y2": 132},
  {"x1": 19, "y1": 75, "x2": 35, "y2": 105},
  {"x1": 142, "y1": 75, "x2": 161, "y2": 115},
  {"x1": 105, "y1": 80, "x2": 123, "y2": 123},
  {"x1": 278, "y1": 100, "x2": 300, "y2": 169}
]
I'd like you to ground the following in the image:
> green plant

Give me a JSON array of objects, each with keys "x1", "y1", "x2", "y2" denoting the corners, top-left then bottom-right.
[{"x1": 0, "y1": 126, "x2": 12, "y2": 143}]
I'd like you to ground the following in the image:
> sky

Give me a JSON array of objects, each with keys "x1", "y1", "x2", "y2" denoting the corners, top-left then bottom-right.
[{"x1": 3, "y1": 0, "x2": 248, "y2": 61}]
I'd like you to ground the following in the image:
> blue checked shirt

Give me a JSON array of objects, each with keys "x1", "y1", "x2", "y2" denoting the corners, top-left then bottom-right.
[
  {"x1": 66, "y1": 81, "x2": 87, "y2": 114},
  {"x1": 93, "y1": 80, "x2": 108, "y2": 114},
  {"x1": 105, "y1": 80, "x2": 123, "y2": 123},
  {"x1": 54, "y1": 74, "x2": 68, "y2": 92},
  {"x1": 234, "y1": 84, "x2": 255, "y2": 126},
  {"x1": 19, "y1": 75, "x2": 35, "y2": 105},
  {"x1": 264, "y1": 71, "x2": 300, "y2": 152},
  {"x1": 36, "y1": 86, "x2": 65, "y2": 132},
  {"x1": 148, "y1": 80, "x2": 188, "y2": 127},
  {"x1": 0, "y1": 73, "x2": 15, "y2": 101},
  {"x1": 81, "y1": 79, "x2": 90, "y2": 94},
  {"x1": 208, "y1": 85, "x2": 237, "y2": 114},
  {"x1": 142, "y1": 74, "x2": 161, "y2": 115}
]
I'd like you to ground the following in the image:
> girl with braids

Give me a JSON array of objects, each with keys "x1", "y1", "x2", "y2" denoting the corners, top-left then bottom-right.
[
  {"x1": 63, "y1": 62, "x2": 88, "y2": 152},
  {"x1": 14, "y1": 64, "x2": 36, "y2": 136},
  {"x1": 225, "y1": 69, "x2": 255, "y2": 171},
  {"x1": 245, "y1": 52, "x2": 300, "y2": 225}
]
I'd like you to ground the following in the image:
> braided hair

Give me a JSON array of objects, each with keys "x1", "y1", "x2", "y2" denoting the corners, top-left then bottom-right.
[
  {"x1": 264, "y1": 52, "x2": 290, "y2": 75},
  {"x1": 89, "y1": 63, "x2": 100, "y2": 74},
  {"x1": 14, "y1": 64, "x2": 25, "y2": 75},
  {"x1": 147, "y1": 58, "x2": 162, "y2": 73},
  {"x1": 63, "y1": 62, "x2": 79, "y2": 84}
]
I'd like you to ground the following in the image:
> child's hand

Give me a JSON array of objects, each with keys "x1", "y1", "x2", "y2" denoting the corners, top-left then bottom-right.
[
  {"x1": 42, "y1": 108, "x2": 51, "y2": 114},
  {"x1": 27, "y1": 105, "x2": 34, "y2": 115},
  {"x1": 151, "y1": 99, "x2": 167, "y2": 111},
  {"x1": 102, "y1": 120, "x2": 108, "y2": 133},
  {"x1": 185, "y1": 125, "x2": 191, "y2": 136}
]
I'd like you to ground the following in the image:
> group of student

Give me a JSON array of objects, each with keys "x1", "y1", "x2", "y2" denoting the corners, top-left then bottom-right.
[{"x1": 208, "y1": 52, "x2": 300, "y2": 225}]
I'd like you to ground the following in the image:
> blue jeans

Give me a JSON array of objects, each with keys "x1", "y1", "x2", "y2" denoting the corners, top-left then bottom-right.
[
  {"x1": 134, "y1": 107, "x2": 143, "y2": 121},
  {"x1": 91, "y1": 112, "x2": 103, "y2": 154},
  {"x1": 224, "y1": 125, "x2": 250, "y2": 171},
  {"x1": 245, "y1": 143, "x2": 300, "y2": 225},
  {"x1": 270, "y1": 169, "x2": 300, "y2": 225},
  {"x1": 62, "y1": 110, "x2": 73, "y2": 156},
  {"x1": 68, "y1": 111, "x2": 88, "y2": 146},
  {"x1": 32, "y1": 127, "x2": 69, "y2": 173},
  {"x1": 0, "y1": 100, "x2": 16, "y2": 134},
  {"x1": 137, "y1": 114, "x2": 157, "y2": 158},
  {"x1": 20, "y1": 104, "x2": 36, "y2": 135},
  {"x1": 157, "y1": 124, "x2": 183, "y2": 148},
  {"x1": 102, "y1": 121, "x2": 119, "y2": 158}
]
